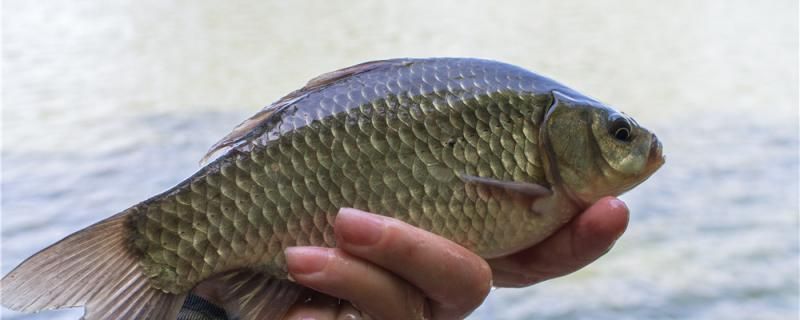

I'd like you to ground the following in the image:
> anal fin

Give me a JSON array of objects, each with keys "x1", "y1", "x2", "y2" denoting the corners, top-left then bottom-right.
[{"x1": 209, "y1": 270, "x2": 309, "y2": 320}]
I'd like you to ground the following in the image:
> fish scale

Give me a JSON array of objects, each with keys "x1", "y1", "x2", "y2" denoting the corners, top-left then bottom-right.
[{"x1": 128, "y1": 59, "x2": 555, "y2": 294}]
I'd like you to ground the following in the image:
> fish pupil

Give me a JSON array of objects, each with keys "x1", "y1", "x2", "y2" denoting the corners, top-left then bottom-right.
[{"x1": 614, "y1": 127, "x2": 630, "y2": 141}]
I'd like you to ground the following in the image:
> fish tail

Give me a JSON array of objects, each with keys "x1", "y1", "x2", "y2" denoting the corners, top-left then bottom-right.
[{"x1": 1, "y1": 210, "x2": 186, "y2": 319}]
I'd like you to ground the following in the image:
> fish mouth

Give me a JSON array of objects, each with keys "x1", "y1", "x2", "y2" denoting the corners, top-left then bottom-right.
[{"x1": 646, "y1": 133, "x2": 665, "y2": 173}]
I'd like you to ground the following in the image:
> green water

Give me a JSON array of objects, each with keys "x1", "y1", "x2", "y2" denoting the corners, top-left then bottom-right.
[{"x1": 3, "y1": 1, "x2": 798, "y2": 319}]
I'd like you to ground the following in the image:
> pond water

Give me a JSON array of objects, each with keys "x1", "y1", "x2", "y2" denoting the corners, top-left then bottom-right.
[{"x1": 3, "y1": 1, "x2": 798, "y2": 319}]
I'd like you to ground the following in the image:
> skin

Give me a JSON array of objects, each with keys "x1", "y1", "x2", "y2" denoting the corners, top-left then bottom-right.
[{"x1": 192, "y1": 196, "x2": 628, "y2": 319}]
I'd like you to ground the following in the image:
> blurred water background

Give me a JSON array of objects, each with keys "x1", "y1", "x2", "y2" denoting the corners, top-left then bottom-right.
[{"x1": 2, "y1": 1, "x2": 798, "y2": 319}]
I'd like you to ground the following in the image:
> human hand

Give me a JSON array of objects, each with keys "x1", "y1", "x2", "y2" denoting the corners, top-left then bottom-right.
[
  {"x1": 283, "y1": 197, "x2": 629, "y2": 319},
  {"x1": 282, "y1": 207, "x2": 492, "y2": 319}
]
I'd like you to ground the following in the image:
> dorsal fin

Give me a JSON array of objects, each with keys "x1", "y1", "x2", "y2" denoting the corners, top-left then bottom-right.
[{"x1": 201, "y1": 59, "x2": 410, "y2": 164}]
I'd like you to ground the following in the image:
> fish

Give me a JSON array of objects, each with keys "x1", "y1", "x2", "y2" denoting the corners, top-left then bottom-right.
[{"x1": 1, "y1": 58, "x2": 665, "y2": 319}]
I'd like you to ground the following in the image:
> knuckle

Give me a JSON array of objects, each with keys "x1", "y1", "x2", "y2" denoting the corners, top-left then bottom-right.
[{"x1": 383, "y1": 221, "x2": 425, "y2": 257}]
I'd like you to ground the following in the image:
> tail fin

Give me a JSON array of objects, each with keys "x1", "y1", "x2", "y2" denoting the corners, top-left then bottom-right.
[{"x1": 1, "y1": 211, "x2": 186, "y2": 319}]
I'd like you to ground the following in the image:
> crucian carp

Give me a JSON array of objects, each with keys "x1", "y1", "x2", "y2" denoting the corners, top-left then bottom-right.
[{"x1": 1, "y1": 58, "x2": 664, "y2": 319}]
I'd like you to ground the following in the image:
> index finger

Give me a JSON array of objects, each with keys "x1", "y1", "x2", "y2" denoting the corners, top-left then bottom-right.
[{"x1": 334, "y1": 208, "x2": 493, "y2": 319}]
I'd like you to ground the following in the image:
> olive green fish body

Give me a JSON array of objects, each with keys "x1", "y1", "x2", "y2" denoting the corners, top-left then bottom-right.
[
  {"x1": 1, "y1": 58, "x2": 664, "y2": 319},
  {"x1": 131, "y1": 58, "x2": 570, "y2": 293}
]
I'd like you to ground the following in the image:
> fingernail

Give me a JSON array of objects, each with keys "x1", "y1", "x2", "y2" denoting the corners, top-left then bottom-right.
[
  {"x1": 607, "y1": 197, "x2": 628, "y2": 212},
  {"x1": 336, "y1": 208, "x2": 384, "y2": 246},
  {"x1": 285, "y1": 247, "x2": 331, "y2": 276},
  {"x1": 608, "y1": 198, "x2": 629, "y2": 240}
]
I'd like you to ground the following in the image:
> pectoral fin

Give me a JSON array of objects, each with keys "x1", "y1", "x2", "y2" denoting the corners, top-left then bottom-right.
[{"x1": 458, "y1": 174, "x2": 552, "y2": 199}]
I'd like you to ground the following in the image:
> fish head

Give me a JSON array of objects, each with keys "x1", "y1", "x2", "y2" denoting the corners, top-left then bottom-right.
[{"x1": 540, "y1": 90, "x2": 665, "y2": 206}]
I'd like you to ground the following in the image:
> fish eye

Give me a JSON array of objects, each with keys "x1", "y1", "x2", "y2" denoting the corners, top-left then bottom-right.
[{"x1": 608, "y1": 115, "x2": 633, "y2": 142}]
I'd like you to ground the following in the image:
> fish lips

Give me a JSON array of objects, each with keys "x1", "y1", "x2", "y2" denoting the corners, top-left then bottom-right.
[{"x1": 647, "y1": 133, "x2": 666, "y2": 173}]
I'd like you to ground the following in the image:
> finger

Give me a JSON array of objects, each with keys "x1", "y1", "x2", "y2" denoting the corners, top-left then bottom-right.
[
  {"x1": 285, "y1": 247, "x2": 428, "y2": 320},
  {"x1": 282, "y1": 291, "x2": 340, "y2": 320},
  {"x1": 488, "y1": 196, "x2": 629, "y2": 287},
  {"x1": 334, "y1": 208, "x2": 492, "y2": 319}
]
